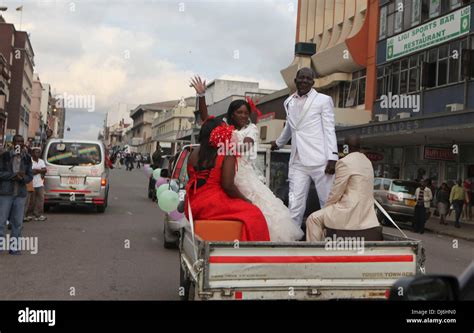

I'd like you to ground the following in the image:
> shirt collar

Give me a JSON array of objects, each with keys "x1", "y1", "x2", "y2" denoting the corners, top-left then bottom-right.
[{"x1": 295, "y1": 88, "x2": 315, "y2": 99}]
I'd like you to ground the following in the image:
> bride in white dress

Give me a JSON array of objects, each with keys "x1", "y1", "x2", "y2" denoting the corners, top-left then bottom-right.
[{"x1": 190, "y1": 76, "x2": 304, "y2": 242}]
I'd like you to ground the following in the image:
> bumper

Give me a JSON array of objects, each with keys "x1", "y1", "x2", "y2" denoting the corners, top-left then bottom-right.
[
  {"x1": 381, "y1": 203, "x2": 415, "y2": 217},
  {"x1": 44, "y1": 190, "x2": 107, "y2": 206}
]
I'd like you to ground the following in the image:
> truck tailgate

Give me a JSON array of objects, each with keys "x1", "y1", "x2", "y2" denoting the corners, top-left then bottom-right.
[{"x1": 198, "y1": 239, "x2": 421, "y2": 299}]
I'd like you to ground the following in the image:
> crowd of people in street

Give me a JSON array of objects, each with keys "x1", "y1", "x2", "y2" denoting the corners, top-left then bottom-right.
[
  {"x1": 111, "y1": 151, "x2": 149, "y2": 171},
  {"x1": 412, "y1": 178, "x2": 472, "y2": 234}
]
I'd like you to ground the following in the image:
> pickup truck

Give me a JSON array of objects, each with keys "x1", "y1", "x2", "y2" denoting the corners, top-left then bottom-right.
[
  {"x1": 179, "y1": 223, "x2": 424, "y2": 300},
  {"x1": 174, "y1": 144, "x2": 425, "y2": 300}
]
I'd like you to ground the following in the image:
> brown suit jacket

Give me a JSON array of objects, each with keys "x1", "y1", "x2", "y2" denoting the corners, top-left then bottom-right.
[{"x1": 323, "y1": 152, "x2": 380, "y2": 231}]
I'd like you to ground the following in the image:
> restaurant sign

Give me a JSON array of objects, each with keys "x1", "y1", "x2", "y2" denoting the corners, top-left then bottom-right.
[{"x1": 387, "y1": 5, "x2": 471, "y2": 61}]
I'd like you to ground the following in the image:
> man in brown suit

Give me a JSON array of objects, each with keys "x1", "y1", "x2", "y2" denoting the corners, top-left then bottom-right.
[{"x1": 306, "y1": 135, "x2": 380, "y2": 241}]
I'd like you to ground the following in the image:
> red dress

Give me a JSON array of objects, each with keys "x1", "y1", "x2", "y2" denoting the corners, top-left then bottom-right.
[{"x1": 185, "y1": 155, "x2": 270, "y2": 241}]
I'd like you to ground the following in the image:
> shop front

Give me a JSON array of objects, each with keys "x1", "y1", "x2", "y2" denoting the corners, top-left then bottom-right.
[{"x1": 336, "y1": 110, "x2": 474, "y2": 186}]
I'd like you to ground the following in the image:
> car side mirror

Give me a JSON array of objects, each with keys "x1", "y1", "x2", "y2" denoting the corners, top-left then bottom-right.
[
  {"x1": 389, "y1": 275, "x2": 460, "y2": 301},
  {"x1": 160, "y1": 169, "x2": 169, "y2": 178}
]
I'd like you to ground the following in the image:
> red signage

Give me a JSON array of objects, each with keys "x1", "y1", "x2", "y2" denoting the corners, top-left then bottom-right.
[
  {"x1": 424, "y1": 147, "x2": 456, "y2": 161},
  {"x1": 364, "y1": 152, "x2": 384, "y2": 162}
]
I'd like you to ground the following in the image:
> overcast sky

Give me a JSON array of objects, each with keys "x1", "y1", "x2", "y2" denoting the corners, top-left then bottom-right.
[{"x1": 2, "y1": 0, "x2": 297, "y2": 140}]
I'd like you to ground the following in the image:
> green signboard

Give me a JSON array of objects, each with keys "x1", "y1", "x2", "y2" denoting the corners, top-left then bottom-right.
[{"x1": 387, "y1": 5, "x2": 471, "y2": 61}]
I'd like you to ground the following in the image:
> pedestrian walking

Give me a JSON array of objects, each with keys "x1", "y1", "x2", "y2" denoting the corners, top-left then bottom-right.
[
  {"x1": 463, "y1": 178, "x2": 472, "y2": 220},
  {"x1": 27, "y1": 148, "x2": 47, "y2": 222},
  {"x1": 436, "y1": 183, "x2": 450, "y2": 225},
  {"x1": 450, "y1": 179, "x2": 468, "y2": 228},
  {"x1": 136, "y1": 153, "x2": 142, "y2": 169},
  {"x1": 413, "y1": 180, "x2": 433, "y2": 234}
]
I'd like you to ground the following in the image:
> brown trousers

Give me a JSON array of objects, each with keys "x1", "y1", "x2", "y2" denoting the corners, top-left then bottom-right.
[{"x1": 27, "y1": 187, "x2": 45, "y2": 217}]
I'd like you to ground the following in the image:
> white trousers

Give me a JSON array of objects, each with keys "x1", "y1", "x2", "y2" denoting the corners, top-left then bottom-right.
[{"x1": 288, "y1": 164, "x2": 334, "y2": 228}]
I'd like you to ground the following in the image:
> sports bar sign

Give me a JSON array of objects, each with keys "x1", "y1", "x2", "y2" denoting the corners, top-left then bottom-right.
[{"x1": 387, "y1": 5, "x2": 471, "y2": 61}]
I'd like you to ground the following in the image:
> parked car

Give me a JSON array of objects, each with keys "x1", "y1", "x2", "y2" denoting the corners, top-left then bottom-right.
[
  {"x1": 43, "y1": 139, "x2": 110, "y2": 213},
  {"x1": 148, "y1": 155, "x2": 172, "y2": 201},
  {"x1": 373, "y1": 178, "x2": 420, "y2": 225},
  {"x1": 161, "y1": 148, "x2": 194, "y2": 248}
]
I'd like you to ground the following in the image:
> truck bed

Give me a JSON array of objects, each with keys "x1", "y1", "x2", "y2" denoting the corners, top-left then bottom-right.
[{"x1": 180, "y1": 226, "x2": 424, "y2": 300}]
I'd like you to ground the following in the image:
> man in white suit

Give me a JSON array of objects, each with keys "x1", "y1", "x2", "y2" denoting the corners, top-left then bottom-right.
[
  {"x1": 306, "y1": 135, "x2": 381, "y2": 241},
  {"x1": 271, "y1": 67, "x2": 338, "y2": 230}
]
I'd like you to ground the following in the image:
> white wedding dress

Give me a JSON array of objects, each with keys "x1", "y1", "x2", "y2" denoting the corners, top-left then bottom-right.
[{"x1": 233, "y1": 123, "x2": 304, "y2": 242}]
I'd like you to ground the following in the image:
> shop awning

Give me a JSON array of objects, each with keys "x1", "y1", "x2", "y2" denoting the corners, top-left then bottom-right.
[{"x1": 336, "y1": 110, "x2": 474, "y2": 146}]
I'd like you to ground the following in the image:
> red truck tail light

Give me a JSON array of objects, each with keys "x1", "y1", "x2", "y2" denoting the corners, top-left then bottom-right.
[{"x1": 101, "y1": 178, "x2": 107, "y2": 186}]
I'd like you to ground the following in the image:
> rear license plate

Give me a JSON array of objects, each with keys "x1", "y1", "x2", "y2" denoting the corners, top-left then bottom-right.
[
  {"x1": 405, "y1": 199, "x2": 416, "y2": 207},
  {"x1": 63, "y1": 177, "x2": 84, "y2": 185}
]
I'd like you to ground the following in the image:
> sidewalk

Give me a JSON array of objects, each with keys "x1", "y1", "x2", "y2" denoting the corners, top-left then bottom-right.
[{"x1": 424, "y1": 213, "x2": 474, "y2": 241}]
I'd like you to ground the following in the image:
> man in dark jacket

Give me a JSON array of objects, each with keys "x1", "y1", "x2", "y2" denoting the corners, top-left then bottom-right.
[
  {"x1": 0, "y1": 135, "x2": 33, "y2": 254},
  {"x1": 152, "y1": 142, "x2": 163, "y2": 169}
]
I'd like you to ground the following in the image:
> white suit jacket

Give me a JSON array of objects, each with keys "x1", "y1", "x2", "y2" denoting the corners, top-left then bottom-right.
[
  {"x1": 275, "y1": 89, "x2": 339, "y2": 167},
  {"x1": 323, "y1": 152, "x2": 380, "y2": 231}
]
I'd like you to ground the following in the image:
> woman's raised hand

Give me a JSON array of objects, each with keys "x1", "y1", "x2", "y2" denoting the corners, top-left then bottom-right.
[{"x1": 189, "y1": 75, "x2": 206, "y2": 95}]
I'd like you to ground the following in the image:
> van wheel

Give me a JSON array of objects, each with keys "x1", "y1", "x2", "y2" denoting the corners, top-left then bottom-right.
[{"x1": 44, "y1": 204, "x2": 51, "y2": 212}]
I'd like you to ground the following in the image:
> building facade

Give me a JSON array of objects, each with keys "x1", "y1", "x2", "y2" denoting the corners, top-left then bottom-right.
[
  {"x1": 0, "y1": 52, "x2": 9, "y2": 146},
  {"x1": 29, "y1": 73, "x2": 43, "y2": 144},
  {"x1": 279, "y1": 0, "x2": 474, "y2": 186},
  {"x1": 0, "y1": 25, "x2": 35, "y2": 140},
  {"x1": 130, "y1": 101, "x2": 178, "y2": 154},
  {"x1": 337, "y1": 0, "x2": 474, "y2": 186},
  {"x1": 152, "y1": 97, "x2": 196, "y2": 153},
  {"x1": 281, "y1": 0, "x2": 380, "y2": 114}
]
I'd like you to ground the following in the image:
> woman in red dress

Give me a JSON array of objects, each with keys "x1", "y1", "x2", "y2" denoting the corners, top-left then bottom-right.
[{"x1": 184, "y1": 117, "x2": 270, "y2": 241}]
